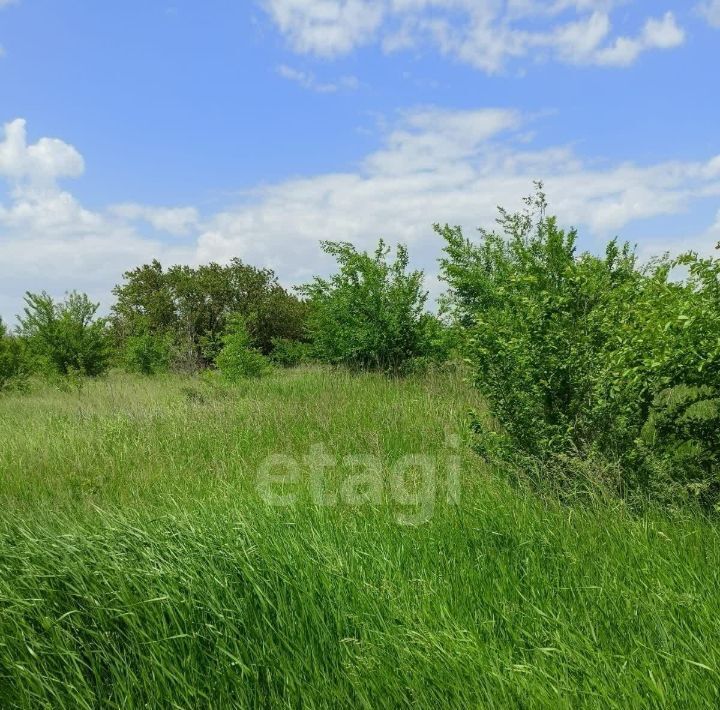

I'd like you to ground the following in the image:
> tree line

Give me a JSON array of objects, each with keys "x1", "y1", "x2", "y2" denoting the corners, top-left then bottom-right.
[{"x1": 0, "y1": 242, "x2": 450, "y2": 384}]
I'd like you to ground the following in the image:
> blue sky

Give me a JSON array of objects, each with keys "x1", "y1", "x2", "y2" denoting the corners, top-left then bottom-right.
[{"x1": 1, "y1": 0, "x2": 720, "y2": 322}]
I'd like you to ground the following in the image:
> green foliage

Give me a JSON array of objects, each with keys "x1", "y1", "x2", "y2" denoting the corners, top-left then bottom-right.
[
  {"x1": 300, "y1": 240, "x2": 432, "y2": 372},
  {"x1": 440, "y1": 186, "x2": 720, "y2": 508},
  {"x1": 639, "y1": 385, "x2": 720, "y2": 509},
  {"x1": 215, "y1": 315, "x2": 271, "y2": 380},
  {"x1": 440, "y1": 188, "x2": 630, "y2": 460},
  {"x1": 0, "y1": 319, "x2": 27, "y2": 391},
  {"x1": 18, "y1": 292, "x2": 109, "y2": 377},
  {"x1": 123, "y1": 332, "x2": 172, "y2": 375},
  {"x1": 269, "y1": 337, "x2": 313, "y2": 368},
  {"x1": 422, "y1": 313, "x2": 464, "y2": 363},
  {"x1": 111, "y1": 259, "x2": 308, "y2": 369}
]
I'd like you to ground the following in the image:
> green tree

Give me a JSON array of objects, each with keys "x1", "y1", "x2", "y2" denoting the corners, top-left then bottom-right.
[
  {"x1": 0, "y1": 319, "x2": 27, "y2": 391},
  {"x1": 19, "y1": 292, "x2": 109, "y2": 377},
  {"x1": 215, "y1": 315, "x2": 270, "y2": 380},
  {"x1": 111, "y1": 259, "x2": 308, "y2": 369},
  {"x1": 110, "y1": 260, "x2": 177, "y2": 340},
  {"x1": 300, "y1": 240, "x2": 431, "y2": 372}
]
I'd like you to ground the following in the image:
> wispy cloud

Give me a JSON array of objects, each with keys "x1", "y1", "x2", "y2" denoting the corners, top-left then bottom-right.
[
  {"x1": 277, "y1": 64, "x2": 359, "y2": 92},
  {"x1": 696, "y1": 0, "x2": 720, "y2": 27},
  {"x1": 264, "y1": 0, "x2": 384, "y2": 57},
  {"x1": 263, "y1": 1, "x2": 685, "y2": 72},
  {"x1": 108, "y1": 204, "x2": 200, "y2": 236},
  {"x1": 0, "y1": 0, "x2": 19, "y2": 57}
]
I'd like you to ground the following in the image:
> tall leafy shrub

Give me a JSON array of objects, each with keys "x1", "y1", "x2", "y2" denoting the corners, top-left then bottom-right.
[
  {"x1": 18, "y1": 292, "x2": 109, "y2": 377},
  {"x1": 215, "y1": 315, "x2": 270, "y2": 380},
  {"x1": 269, "y1": 338, "x2": 313, "y2": 368},
  {"x1": 439, "y1": 187, "x2": 720, "y2": 508},
  {"x1": 123, "y1": 331, "x2": 172, "y2": 375},
  {"x1": 300, "y1": 240, "x2": 431, "y2": 373}
]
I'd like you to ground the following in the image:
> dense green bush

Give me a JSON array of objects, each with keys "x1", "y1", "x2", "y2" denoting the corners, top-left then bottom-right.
[
  {"x1": 0, "y1": 319, "x2": 27, "y2": 391},
  {"x1": 639, "y1": 385, "x2": 720, "y2": 507},
  {"x1": 269, "y1": 337, "x2": 313, "y2": 368},
  {"x1": 18, "y1": 292, "x2": 110, "y2": 377},
  {"x1": 440, "y1": 189, "x2": 630, "y2": 460},
  {"x1": 300, "y1": 240, "x2": 433, "y2": 373},
  {"x1": 123, "y1": 332, "x2": 172, "y2": 375},
  {"x1": 215, "y1": 315, "x2": 271, "y2": 380},
  {"x1": 423, "y1": 313, "x2": 465, "y2": 364},
  {"x1": 440, "y1": 187, "x2": 720, "y2": 508}
]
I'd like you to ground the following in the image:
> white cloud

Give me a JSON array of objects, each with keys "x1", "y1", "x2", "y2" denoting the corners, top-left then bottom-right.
[
  {"x1": 263, "y1": 0, "x2": 685, "y2": 71},
  {"x1": 0, "y1": 119, "x2": 84, "y2": 185},
  {"x1": 0, "y1": 120, "x2": 195, "y2": 320},
  {"x1": 195, "y1": 113, "x2": 720, "y2": 275},
  {"x1": 363, "y1": 108, "x2": 521, "y2": 174},
  {"x1": 594, "y1": 11, "x2": 684, "y2": 66},
  {"x1": 108, "y1": 204, "x2": 199, "y2": 236},
  {"x1": 1, "y1": 113, "x2": 720, "y2": 322},
  {"x1": 264, "y1": 0, "x2": 385, "y2": 56},
  {"x1": 697, "y1": 0, "x2": 720, "y2": 27},
  {"x1": 277, "y1": 64, "x2": 359, "y2": 92}
]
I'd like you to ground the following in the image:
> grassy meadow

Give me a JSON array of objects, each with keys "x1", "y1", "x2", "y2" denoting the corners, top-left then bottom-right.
[{"x1": 1, "y1": 367, "x2": 720, "y2": 707}]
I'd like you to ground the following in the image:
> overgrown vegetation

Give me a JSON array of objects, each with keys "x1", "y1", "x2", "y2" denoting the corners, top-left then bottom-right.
[
  {"x1": 3, "y1": 189, "x2": 720, "y2": 510},
  {"x1": 18, "y1": 291, "x2": 109, "y2": 377},
  {"x1": 0, "y1": 318, "x2": 26, "y2": 391},
  {"x1": 439, "y1": 186, "x2": 720, "y2": 509},
  {"x1": 214, "y1": 314, "x2": 271, "y2": 380},
  {"x1": 268, "y1": 336, "x2": 313, "y2": 368},
  {"x1": 4, "y1": 185, "x2": 720, "y2": 705},
  {"x1": 1, "y1": 370, "x2": 719, "y2": 707},
  {"x1": 300, "y1": 240, "x2": 434, "y2": 373},
  {"x1": 122, "y1": 331, "x2": 172, "y2": 375}
]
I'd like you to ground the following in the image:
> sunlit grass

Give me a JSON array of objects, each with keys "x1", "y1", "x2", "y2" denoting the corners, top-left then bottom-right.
[{"x1": 1, "y1": 367, "x2": 719, "y2": 707}]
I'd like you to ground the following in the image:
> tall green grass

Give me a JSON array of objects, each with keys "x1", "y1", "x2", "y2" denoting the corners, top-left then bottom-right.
[{"x1": 1, "y1": 368, "x2": 719, "y2": 707}]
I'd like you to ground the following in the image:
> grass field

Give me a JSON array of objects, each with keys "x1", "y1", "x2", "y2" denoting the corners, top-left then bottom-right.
[{"x1": 1, "y1": 367, "x2": 719, "y2": 707}]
